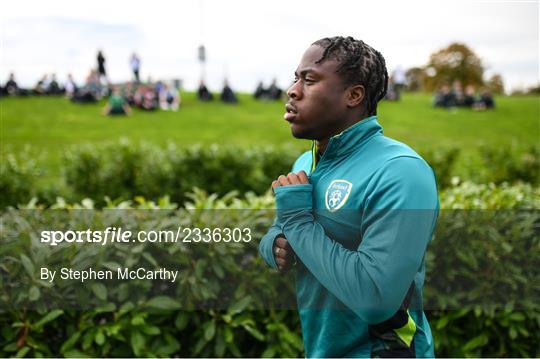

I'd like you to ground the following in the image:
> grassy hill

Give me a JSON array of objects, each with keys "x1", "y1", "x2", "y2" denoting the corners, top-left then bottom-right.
[{"x1": 1, "y1": 92, "x2": 538, "y2": 180}]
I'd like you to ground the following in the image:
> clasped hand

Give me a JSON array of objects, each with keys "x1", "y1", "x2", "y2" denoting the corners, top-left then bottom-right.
[{"x1": 271, "y1": 171, "x2": 309, "y2": 272}]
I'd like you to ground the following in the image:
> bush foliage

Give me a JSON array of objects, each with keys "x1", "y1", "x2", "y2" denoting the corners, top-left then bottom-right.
[
  {"x1": 2, "y1": 142, "x2": 539, "y2": 208},
  {"x1": 1, "y1": 184, "x2": 539, "y2": 357}
]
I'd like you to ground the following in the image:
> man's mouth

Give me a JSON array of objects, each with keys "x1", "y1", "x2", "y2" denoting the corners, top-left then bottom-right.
[{"x1": 284, "y1": 103, "x2": 298, "y2": 122}]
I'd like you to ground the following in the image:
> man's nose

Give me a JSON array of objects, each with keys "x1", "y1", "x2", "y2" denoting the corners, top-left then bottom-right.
[{"x1": 287, "y1": 81, "x2": 301, "y2": 100}]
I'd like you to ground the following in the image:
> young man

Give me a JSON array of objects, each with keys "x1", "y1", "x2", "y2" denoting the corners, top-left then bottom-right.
[
  {"x1": 259, "y1": 36, "x2": 439, "y2": 357},
  {"x1": 102, "y1": 86, "x2": 131, "y2": 116}
]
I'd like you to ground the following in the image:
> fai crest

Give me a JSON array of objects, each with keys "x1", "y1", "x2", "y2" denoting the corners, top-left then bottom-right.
[{"x1": 325, "y1": 180, "x2": 353, "y2": 212}]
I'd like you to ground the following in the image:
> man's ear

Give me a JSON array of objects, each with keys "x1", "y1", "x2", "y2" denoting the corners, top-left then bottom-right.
[{"x1": 346, "y1": 84, "x2": 365, "y2": 108}]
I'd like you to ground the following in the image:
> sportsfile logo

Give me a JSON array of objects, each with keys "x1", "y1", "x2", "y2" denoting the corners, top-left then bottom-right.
[{"x1": 40, "y1": 226, "x2": 252, "y2": 246}]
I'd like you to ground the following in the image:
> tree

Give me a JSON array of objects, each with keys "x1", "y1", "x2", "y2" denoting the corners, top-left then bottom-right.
[
  {"x1": 486, "y1": 73, "x2": 505, "y2": 94},
  {"x1": 424, "y1": 43, "x2": 485, "y2": 91},
  {"x1": 526, "y1": 84, "x2": 540, "y2": 95},
  {"x1": 405, "y1": 67, "x2": 426, "y2": 92},
  {"x1": 511, "y1": 83, "x2": 540, "y2": 96}
]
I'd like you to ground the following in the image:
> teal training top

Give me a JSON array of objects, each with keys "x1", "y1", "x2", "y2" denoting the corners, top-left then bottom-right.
[{"x1": 259, "y1": 116, "x2": 439, "y2": 358}]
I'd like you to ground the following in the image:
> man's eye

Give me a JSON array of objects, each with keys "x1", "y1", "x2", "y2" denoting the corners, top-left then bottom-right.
[{"x1": 305, "y1": 78, "x2": 315, "y2": 84}]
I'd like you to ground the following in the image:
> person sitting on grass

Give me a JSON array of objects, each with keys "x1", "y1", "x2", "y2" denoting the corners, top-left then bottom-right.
[
  {"x1": 71, "y1": 70, "x2": 101, "y2": 103},
  {"x1": 86, "y1": 69, "x2": 102, "y2": 98},
  {"x1": 433, "y1": 84, "x2": 454, "y2": 108},
  {"x1": 159, "y1": 83, "x2": 181, "y2": 111},
  {"x1": 197, "y1": 80, "x2": 213, "y2": 101},
  {"x1": 48, "y1": 73, "x2": 62, "y2": 95},
  {"x1": 102, "y1": 86, "x2": 132, "y2": 116},
  {"x1": 4, "y1": 73, "x2": 19, "y2": 96},
  {"x1": 385, "y1": 76, "x2": 400, "y2": 101},
  {"x1": 267, "y1": 78, "x2": 283, "y2": 100},
  {"x1": 475, "y1": 88, "x2": 495, "y2": 110},
  {"x1": 463, "y1": 85, "x2": 477, "y2": 108},
  {"x1": 121, "y1": 81, "x2": 136, "y2": 105},
  {"x1": 220, "y1": 79, "x2": 238, "y2": 104},
  {"x1": 254, "y1": 80, "x2": 267, "y2": 99},
  {"x1": 134, "y1": 84, "x2": 158, "y2": 111},
  {"x1": 34, "y1": 74, "x2": 49, "y2": 95},
  {"x1": 451, "y1": 80, "x2": 465, "y2": 106},
  {"x1": 64, "y1": 74, "x2": 78, "y2": 99}
]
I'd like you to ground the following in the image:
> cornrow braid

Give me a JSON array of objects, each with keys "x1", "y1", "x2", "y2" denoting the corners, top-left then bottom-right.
[{"x1": 312, "y1": 36, "x2": 388, "y2": 116}]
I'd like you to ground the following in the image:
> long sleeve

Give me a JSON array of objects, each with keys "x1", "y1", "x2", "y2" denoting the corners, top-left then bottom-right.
[
  {"x1": 274, "y1": 157, "x2": 439, "y2": 324},
  {"x1": 258, "y1": 152, "x2": 312, "y2": 270}
]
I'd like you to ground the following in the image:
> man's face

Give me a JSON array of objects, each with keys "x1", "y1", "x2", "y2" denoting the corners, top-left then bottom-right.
[{"x1": 284, "y1": 45, "x2": 348, "y2": 140}]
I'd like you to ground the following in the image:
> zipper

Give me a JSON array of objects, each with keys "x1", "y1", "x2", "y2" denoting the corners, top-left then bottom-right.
[
  {"x1": 310, "y1": 137, "x2": 335, "y2": 175},
  {"x1": 310, "y1": 141, "x2": 318, "y2": 173},
  {"x1": 310, "y1": 116, "x2": 378, "y2": 174}
]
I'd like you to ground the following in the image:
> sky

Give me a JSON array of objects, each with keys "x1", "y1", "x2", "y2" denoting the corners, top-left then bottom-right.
[{"x1": 1, "y1": 0, "x2": 538, "y2": 93}]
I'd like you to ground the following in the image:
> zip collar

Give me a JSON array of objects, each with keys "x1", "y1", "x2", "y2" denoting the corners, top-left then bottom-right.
[{"x1": 311, "y1": 115, "x2": 383, "y2": 171}]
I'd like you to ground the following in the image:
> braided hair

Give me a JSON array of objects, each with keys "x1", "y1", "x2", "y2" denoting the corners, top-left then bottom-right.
[{"x1": 312, "y1": 36, "x2": 388, "y2": 116}]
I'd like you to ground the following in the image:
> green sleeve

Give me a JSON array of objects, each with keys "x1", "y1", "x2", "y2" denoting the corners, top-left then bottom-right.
[
  {"x1": 258, "y1": 218, "x2": 282, "y2": 269},
  {"x1": 258, "y1": 152, "x2": 312, "y2": 269},
  {"x1": 274, "y1": 157, "x2": 439, "y2": 324}
]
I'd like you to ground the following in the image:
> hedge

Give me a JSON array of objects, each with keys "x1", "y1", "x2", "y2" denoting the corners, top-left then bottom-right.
[
  {"x1": 3, "y1": 141, "x2": 539, "y2": 208},
  {"x1": 0, "y1": 183, "x2": 539, "y2": 357}
]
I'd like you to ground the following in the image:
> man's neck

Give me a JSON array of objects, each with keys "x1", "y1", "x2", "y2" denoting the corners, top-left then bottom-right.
[
  {"x1": 316, "y1": 113, "x2": 369, "y2": 155},
  {"x1": 315, "y1": 138, "x2": 329, "y2": 156}
]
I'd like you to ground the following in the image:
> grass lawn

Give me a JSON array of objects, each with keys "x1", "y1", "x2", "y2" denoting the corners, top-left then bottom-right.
[{"x1": 1, "y1": 92, "x2": 538, "y2": 181}]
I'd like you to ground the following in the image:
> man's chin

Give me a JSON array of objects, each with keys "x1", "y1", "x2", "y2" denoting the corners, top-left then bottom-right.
[{"x1": 290, "y1": 123, "x2": 314, "y2": 140}]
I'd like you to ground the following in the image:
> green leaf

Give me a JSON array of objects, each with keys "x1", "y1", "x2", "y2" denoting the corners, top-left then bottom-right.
[
  {"x1": 95, "y1": 330, "x2": 105, "y2": 345},
  {"x1": 243, "y1": 324, "x2": 265, "y2": 341},
  {"x1": 228, "y1": 295, "x2": 252, "y2": 313},
  {"x1": 156, "y1": 334, "x2": 181, "y2": 356},
  {"x1": 91, "y1": 283, "x2": 107, "y2": 301},
  {"x1": 82, "y1": 330, "x2": 94, "y2": 351},
  {"x1": 281, "y1": 329, "x2": 302, "y2": 348},
  {"x1": 518, "y1": 326, "x2": 530, "y2": 337},
  {"x1": 145, "y1": 296, "x2": 181, "y2": 310},
  {"x1": 1, "y1": 325, "x2": 15, "y2": 341},
  {"x1": 94, "y1": 303, "x2": 116, "y2": 313},
  {"x1": 20, "y1": 255, "x2": 34, "y2": 277},
  {"x1": 262, "y1": 347, "x2": 276, "y2": 358},
  {"x1": 226, "y1": 340, "x2": 242, "y2": 357},
  {"x1": 224, "y1": 326, "x2": 234, "y2": 343},
  {"x1": 102, "y1": 262, "x2": 121, "y2": 271},
  {"x1": 509, "y1": 327, "x2": 517, "y2": 339},
  {"x1": 62, "y1": 349, "x2": 91, "y2": 358},
  {"x1": 33, "y1": 309, "x2": 63, "y2": 329},
  {"x1": 131, "y1": 314, "x2": 146, "y2": 326},
  {"x1": 462, "y1": 333, "x2": 488, "y2": 352},
  {"x1": 15, "y1": 346, "x2": 30, "y2": 358},
  {"x1": 509, "y1": 312, "x2": 525, "y2": 321},
  {"x1": 212, "y1": 263, "x2": 225, "y2": 279},
  {"x1": 175, "y1": 312, "x2": 189, "y2": 330},
  {"x1": 60, "y1": 332, "x2": 81, "y2": 353},
  {"x1": 118, "y1": 302, "x2": 135, "y2": 317},
  {"x1": 130, "y1": 331, "x2": 145, "y2": 357},
  {"x1": 29, "y1": 286, "x2": 40, "y2": 301},
  {"x1": 142, "y1": 252, "x2": 158, "y2": 267},
  {"x1": 140, "y1": 325, "x2": 161, "y2": 335},
  {"x1": 192, "y1": 336, "x2": 206, "y2": 356},
  {"x1": 436, "y1": 315, "x2": 449, "y2": 329},
  {"x1": 204, "y1": 319, "x2": 216, "y2": 341},
  {"x1": 3, "y1": 342, "x2": 18, "y2": 352},
  {"x1": 214, "y1": 330, "x2": 226, "y2": 357}
]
